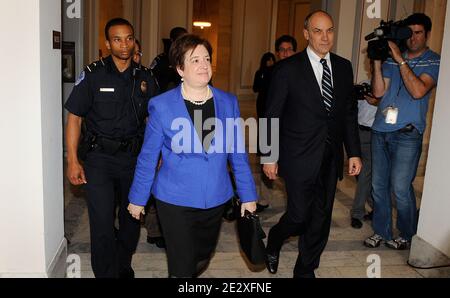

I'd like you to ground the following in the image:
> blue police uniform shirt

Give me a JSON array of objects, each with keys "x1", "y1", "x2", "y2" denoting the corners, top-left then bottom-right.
[
  {"x1": 65, "y1": 56, "x2": 158, "y2": 139},
  {"x1": 372, "y1": 49, "x2": 440, "y2": 134}
]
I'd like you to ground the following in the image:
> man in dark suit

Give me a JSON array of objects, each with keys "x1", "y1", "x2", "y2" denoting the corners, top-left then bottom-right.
[{"x1": 263, "y1": 10, "x2": 362, "y2": 278}]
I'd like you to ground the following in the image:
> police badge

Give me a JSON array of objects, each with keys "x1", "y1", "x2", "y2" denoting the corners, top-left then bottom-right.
[{"x1": 140, "y1": 81, "x2": 148, "y2": 93}]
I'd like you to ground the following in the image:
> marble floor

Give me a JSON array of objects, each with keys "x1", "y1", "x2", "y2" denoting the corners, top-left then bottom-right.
[{"x1": 64, "y1": 99, "x2": 433, "y2": 278}]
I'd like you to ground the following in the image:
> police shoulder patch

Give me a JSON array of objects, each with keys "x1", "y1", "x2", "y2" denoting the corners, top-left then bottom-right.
[{"x1": 75, "y1": 71, "x2": 85, "y2": 86}]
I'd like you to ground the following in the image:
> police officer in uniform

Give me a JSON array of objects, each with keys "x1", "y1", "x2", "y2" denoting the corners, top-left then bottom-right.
[
  {"x1": 150, "y1": 27, "x2": 187, "y2": 92},
  {"x1": 65, "y1": 18, "x2": 158, "y2": 278}
]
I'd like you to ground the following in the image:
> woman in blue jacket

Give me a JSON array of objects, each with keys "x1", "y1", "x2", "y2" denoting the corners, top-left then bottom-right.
[{"x1": 127, "y1": 35, "x2": 257, "y2": 277}]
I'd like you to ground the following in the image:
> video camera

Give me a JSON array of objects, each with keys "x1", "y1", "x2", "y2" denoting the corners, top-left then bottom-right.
[
  {"x1": 354, "y1": 83, "x2": 372, "y2": 101},
  {"x1": 365, "y1": 20, "x2": 412, "y2": 61}
]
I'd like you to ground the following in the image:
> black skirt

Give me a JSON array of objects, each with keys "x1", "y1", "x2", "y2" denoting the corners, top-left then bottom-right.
[{"x1": 155, "y1": 199, "x2": 226, "y2": 277}]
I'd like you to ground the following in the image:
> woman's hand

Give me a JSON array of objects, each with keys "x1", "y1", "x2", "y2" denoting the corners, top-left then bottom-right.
[
  {"x1": 128, "y1": 203, "x2": 145, "y2": 220},
  {"x1": 241, "y1": 201, "x2": 257, "y2": 217}
]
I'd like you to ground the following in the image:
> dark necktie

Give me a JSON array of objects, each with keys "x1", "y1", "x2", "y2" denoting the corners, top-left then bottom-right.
[
  {"x1": 321, "y1": 58, "x2": 333, "y2": 144},
  {"x1": 320, "y1": 58, "x2": 333, "y2": 114}
]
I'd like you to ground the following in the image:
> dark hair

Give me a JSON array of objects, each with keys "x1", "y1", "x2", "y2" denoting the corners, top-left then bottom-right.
[
  {"x1": 170, "y1": 27, "x2": 188, "y2": 41},
  {"x1": 259, "y1": 52, "x2": 276, "y2": 70},
  {"x1": 169, "y1": 34, "x2": 213, "y2": 70},
  {"x1": 405, "y1": 13, "x2": 432, "y2": 33},
  {"x1": 304, "y1": 10, "x2": 333, "y2": 30},
  {"x1": 275, "y1": 35, "x2": 298, "y2": 52},
  {"x1": 105, "y1": 18, "x2": 134, "y2": 41}
]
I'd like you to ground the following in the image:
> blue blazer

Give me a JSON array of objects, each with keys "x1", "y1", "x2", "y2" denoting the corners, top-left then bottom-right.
[{"x1": 128, "y1": 85, "x2": 258, "y2": 209}]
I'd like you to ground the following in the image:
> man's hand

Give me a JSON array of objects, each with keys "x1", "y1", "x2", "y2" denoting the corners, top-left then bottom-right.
[
  {"x1": 241, "y1": 201, "x2": 257, "y2": 217},
  {"x1": 66, "y1": 113, "x2": 85, "y2": 185},
  {"x1": 128, "y1": 203, "x2": 145, "y2": 220},
  {"x1": 387, "y1": 41, "x2": 403, "y2": 64},
  {"x1": 263, "y1": 163, "x2": 278, "y2": 180},
  {"x1": 364, "y1": 94, "x2": 380, "y2": 106},
  {"x1": 348, "y1": 157, "x2": 362, "y2": 176},
  {"x1": 67, "y1": 161, "x2": 87, "y2": 185}
]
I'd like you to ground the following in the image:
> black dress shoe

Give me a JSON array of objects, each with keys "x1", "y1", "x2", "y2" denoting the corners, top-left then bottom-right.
[
  {"x1": 147, "y1": 236, "x2": 166, "y2": 249},
  {"x1": 119, "y1": 268, "x2": 135, "y2": 279},
  {"x1": 265, "y1": 252, "x2": 279, "y2": 274},
  {"x1": 351, "y1": 218, "x2": 363, "y2": 229},
  {"x1": 256, "y1": 203, "x2": 269, "y2": 213}
]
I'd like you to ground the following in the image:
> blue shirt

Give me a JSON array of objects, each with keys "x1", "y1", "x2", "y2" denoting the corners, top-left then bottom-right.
[{"x1": 372, "y1": 49, "x2": 440, "y2": 134}]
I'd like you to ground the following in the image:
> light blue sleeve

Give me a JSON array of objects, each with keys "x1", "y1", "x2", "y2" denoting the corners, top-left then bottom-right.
[{"x1": 422, "y1": 56, "x2": 440, "y2": 84}]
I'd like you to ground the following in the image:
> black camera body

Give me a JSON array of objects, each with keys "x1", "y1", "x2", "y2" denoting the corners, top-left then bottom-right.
[
  {"x1": 354, "y1": 83, "x2": 372, "y2": 101},
  {"x1": 366, "y1": 20, "x2": 412, "y2": 61}
]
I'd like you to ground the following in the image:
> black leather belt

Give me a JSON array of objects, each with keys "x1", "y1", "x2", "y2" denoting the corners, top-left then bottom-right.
[
  {"x1": 398, "y1": 124, "x2": 415, "y2": 133},
  {"x1": 358, "y1": 125, "x2": 372, "y2": 131}
]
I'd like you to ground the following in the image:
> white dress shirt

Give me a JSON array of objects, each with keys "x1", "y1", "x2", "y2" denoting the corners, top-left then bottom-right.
[
  {"x1": 357, "y1": 81, "x2": 378, "y2": 127},
  {"x1": 306, "y1": 46, "x2": 333, "y2": 94}
]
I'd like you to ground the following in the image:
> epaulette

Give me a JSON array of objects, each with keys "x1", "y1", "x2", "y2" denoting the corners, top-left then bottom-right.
[{"x1": 84, "y1": 57, "x2": 106, "y2": 73}]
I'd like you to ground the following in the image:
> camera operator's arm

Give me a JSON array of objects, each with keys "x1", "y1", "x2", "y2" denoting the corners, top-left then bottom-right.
[
  {"x1": 388, "y1": 41, "x2": 436, "y2": 99},
  {"x1": 365, "y1": 95, "x2": 380, "y2": 106},
  {"x1": 371, "y1": 60, "x2": 390, "y2": 98}
]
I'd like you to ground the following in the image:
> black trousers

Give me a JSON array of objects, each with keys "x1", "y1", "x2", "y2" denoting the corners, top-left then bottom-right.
[
  {"x1": 266, "y1": 144, "x2": 338, "y2": 276},
  {"x1": 83, "y1": 152, "x2": 141, "y2": 278},
  {"x1": 156, "y1": 199, "x2": 226, "y2": 278}
]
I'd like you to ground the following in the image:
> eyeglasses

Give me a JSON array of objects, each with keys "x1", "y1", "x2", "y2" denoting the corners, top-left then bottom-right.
[{"x1": 278, "y1": 47, "x2": 294, "y2": 53}]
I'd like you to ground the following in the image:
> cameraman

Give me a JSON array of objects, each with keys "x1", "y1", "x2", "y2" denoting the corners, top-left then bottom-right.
[
  {"x1": 364, "y1": 13, "x2": 440, "y2": 250},
  {"x1": 350, "y1": 80, "x2": 378, "y2": 229}
]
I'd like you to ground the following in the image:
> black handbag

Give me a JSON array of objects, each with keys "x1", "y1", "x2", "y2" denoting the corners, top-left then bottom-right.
[{"x1": 235, "y1": 203, "x2": 267, "y2": 265}]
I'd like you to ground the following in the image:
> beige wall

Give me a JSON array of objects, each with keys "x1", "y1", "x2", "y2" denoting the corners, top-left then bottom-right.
[
  {"x1": 291, "y1": 1, "x2": 312, "y2": 51},
  {"x1": 140, "y1": 0, "x2": 159, "y2": 66},
  {"x1": 418, "y1": 0, "x2": 447, "y2": 176},
  {"x1": 334, "y1": 0, "x2": 357, "y2": 61},
  {"x1": 230, "y1": 0, "x2": 275, "y2": 97},
  {"x1": 416, "y1": 0, "x2": 450, "y2": 257},
  {"x1": 394, "y1": 0, "x2": 415, "y2": 19},
  {"x1": 1, "y1": 0, "x2": 66, "y2": 277}
]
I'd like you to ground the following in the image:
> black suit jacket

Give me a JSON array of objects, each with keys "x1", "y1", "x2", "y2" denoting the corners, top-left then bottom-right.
[{"x1": 265, "y1": 50, "x2": 360, "y2": 181}]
